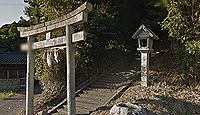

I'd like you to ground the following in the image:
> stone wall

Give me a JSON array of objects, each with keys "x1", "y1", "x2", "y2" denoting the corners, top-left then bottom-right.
[{"x1": 0, "y1": 79, "x2": 20, "y2": 92}]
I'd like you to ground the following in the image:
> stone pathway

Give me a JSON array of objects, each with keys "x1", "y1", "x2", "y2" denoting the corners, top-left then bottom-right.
[{"x1": 50, "y1": 59, "x2": 139, "y2": 114}]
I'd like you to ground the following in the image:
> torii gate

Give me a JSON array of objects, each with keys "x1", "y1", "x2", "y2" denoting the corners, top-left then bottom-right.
[{"x1": 18, "y1": 2, "x2": 92, "y2": 115}]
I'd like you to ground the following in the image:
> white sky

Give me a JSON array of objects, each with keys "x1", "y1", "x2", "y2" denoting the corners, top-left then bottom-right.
[{"x1": 0, "y1": 0, "x2": 28, "y2": 27}]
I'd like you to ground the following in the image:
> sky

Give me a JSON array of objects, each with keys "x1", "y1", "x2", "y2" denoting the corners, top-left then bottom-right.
[{"x1": 0, "y1": 0, "x2": 28, "y2": 27}]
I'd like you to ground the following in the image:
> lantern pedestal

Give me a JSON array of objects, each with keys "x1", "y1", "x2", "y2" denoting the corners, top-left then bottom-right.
[
  {"x1": 138, "y1": 48, "x2": 153, "y2": 87},
  {"x1": 132, "y1": 25, "x2": 159, "y2": 87}
]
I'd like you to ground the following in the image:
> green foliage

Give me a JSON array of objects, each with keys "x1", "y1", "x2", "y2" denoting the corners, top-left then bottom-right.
[
  {"x1": 24, "y1": 0, "x2": 83, "y2": 86},
  {"x1": 0, "y1": 91, "x2": 15, "y2": 100},
  {"x1": 24, "y1": 0, "x2": 122, "y2": 87},
  {"x1": 0, "y1": 17, "x2": 29, "y2": 52},
  {"x1": 161, "y1": 0, "x2": 200, "y2": 82},
  {"x1": 34, "y1": 49, "x2": 66, "y2": 86},
  {"x1": 24, "y1": 0, "x2": 81, "y2": 24}
]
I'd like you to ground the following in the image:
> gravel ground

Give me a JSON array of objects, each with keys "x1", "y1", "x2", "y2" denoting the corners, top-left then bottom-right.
[
  {"x1": 0, "y1": 93, "x2": 25, "y2": 115},
  {"x1": 0, "y1": 85, "x2": 41, "y2": 115}
]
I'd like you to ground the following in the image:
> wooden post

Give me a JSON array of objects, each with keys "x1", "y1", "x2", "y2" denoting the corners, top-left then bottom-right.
[
  {"x1": 17, "y1": 70, "x2": 19, "y2": 79},
  {"x1": 7, "y1": 70, "x2": 9, "y2": 79},
  {"x1": 26, "y1": 36, "x2": 35, "y2": 115},
  {"x1": 66, "y1": 25, "x2": 76, "y2": 115}
]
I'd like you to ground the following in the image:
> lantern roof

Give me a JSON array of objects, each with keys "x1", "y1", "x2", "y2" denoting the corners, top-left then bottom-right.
[{"x1": 132, "y1": 25, "x2": 159, "y2": 40}]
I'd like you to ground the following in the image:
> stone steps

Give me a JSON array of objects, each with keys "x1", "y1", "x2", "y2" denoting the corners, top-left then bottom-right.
[{"x1": 49, "y1": 60, "x2": 138, "y2": 115}]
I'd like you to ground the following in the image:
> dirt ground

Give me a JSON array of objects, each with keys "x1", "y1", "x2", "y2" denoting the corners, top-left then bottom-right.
[{"x1": 91, "y1": 81, "x2": 200, "y2": 115}]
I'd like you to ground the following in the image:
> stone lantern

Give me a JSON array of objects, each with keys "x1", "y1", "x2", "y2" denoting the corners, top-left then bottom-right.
[{"x1": 132, "y1": 25, "x2": 159, "y2": 87}]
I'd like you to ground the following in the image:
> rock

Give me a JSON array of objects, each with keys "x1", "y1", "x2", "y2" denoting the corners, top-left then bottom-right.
[
  {"x1": 110, "y1": 105, "x2": 120, "y2": 114},
  {"x1": 109, "y1": 102, "x2": 147, "y2": 115},
  {"x1": 38, "y1": 111, "x2": 47, "y2": 115}
]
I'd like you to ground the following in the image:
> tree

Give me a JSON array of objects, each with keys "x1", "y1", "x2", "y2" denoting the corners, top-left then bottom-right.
[
  {"x1": 161, "y1": 0, "x2": 200, "y2": 84},
  {"x1": 0, "y1": 18, "x2": 29, "y2": 52}
]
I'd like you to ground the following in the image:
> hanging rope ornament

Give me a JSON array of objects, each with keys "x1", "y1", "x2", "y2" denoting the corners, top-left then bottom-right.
[
  {"x1": 47, "y1": 50, "x2": 52, "y2": 67},
  {"x1": 46, "y1": 32, "x2": 52, "y2": 67},
  {"x1": 54, "y1": 48, "x2": 59, "y2": 63},
  {"x1": 46, "y1": 46, "x2": 66, "y2": 66}
]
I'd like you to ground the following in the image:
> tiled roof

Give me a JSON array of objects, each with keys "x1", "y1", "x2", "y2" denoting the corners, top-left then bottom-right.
[{"x1": 0, "y1": 53, "x2": 26, "y2": 65}]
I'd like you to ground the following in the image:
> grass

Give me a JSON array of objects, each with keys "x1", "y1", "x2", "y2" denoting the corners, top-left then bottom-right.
[{"x1": 0, "y1": 91, "x2": 16, "y2": 100}]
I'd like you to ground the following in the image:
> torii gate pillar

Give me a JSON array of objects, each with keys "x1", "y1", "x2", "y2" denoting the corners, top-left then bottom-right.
[
  {"x1": 26, "y1": 36, "x2": 35, "y2": 115},
  {"x1": 66, "y1": 25, "x2": 76, "y2": 114}
]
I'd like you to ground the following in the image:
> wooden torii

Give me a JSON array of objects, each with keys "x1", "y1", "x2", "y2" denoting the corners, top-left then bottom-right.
[{"x1": 18, "y1": 2, "x2": 93, "y2": 115}]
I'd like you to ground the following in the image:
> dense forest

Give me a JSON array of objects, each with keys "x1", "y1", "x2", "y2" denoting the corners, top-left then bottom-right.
[{"x1": 0, "y1": 0, "x2": 199, "y2": 114}]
